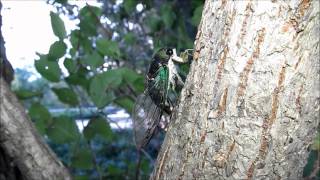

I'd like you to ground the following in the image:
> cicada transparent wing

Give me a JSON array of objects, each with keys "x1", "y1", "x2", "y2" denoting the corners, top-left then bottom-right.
[
  {"x1": 132, "y1": 93, "x2": 163, "y2": 149},
  {"x1": 133, "y1": 66, "x2": 170, "y2": 149}
]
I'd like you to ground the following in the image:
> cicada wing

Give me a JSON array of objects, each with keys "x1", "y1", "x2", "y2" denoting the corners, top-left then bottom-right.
[{"x1": 132, "y1": 93, "x2": 162, "y2": 149}]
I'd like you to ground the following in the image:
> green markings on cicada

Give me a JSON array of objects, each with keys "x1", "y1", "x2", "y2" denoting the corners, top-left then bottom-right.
[
  {"x1": 132, "y1": 48, "x2": 192, "y2": 149},
  {"x1": 157, "y1": 66, "x2": 169, "y2": 106}
]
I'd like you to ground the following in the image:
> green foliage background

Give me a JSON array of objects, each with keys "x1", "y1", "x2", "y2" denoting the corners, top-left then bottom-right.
[{"x1": 12, "y1": 0, "x2": 204, "y2": 179}]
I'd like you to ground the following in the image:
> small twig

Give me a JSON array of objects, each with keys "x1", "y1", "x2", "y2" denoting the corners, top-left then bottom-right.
[
  {"x1": 127, "y1": 84, "x2": 138, "y2": 98},
  {"x1": 141, "y1": 148, "x2": 155, "y2": 164},
  {"x1": 74, "y1": 90, "x2": 103, "y2": 180},
  {"x1": 88, "y1": 140, "x2": 103, "y2": 180},
  {"x1": 98, "y1": 111, "x2": 124, "y2": 130}
]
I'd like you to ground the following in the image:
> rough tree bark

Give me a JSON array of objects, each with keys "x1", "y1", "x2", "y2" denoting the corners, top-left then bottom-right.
[
  {"x1": 151, "y1": 0, "x2": 319, "y2": 179},
  {"x1": 0, "y1": 1, "x2": 72, "y2": 179},
  {"x1": 0, "y1": 1, "x2": 13, "y2": 84},
  {"x1": 0, "y1": 78, "x2": 72, "y2": 179}
]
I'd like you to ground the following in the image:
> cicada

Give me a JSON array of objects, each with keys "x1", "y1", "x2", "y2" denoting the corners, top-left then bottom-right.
[{"x1": 132, "y1": 48, "x2": 193, "y2": 149}]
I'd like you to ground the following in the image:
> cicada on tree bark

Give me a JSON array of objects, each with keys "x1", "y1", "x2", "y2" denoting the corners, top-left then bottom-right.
[{"x1": 132, "y1": 48, "x2": 193, "y2": 150}]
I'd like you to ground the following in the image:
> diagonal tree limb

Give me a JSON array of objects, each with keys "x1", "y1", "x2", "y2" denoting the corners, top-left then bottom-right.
[{"x1": 0, "y1": 77, "x2": 72, "y2": 179}]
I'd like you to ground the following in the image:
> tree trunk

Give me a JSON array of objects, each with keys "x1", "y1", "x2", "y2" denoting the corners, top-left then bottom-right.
[
  {"x1": 151, "y1": 0, "x2": 319, "y2": 179},
  {"x1": 0, "y1": 1, "x2": 72, "y2": 178},
  {"x1": 0, "y1": 1, "x2": 13, "y2": 84},
  {"x1": 0, "y1": 78, "x2": 72, "y2": 179}
]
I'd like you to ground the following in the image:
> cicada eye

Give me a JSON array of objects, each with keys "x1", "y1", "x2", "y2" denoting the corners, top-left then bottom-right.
[{"x1": 166, "y1": 48, "x2": 173, "y2": 56}]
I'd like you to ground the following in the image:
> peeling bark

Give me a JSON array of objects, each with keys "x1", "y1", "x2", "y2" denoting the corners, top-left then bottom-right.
[
  {"x1": 0, "y1": 77, "x2": 72, "y2": 179},
  {"x1": 151, "y1": 0, "x2": 319, "y2": 179}
]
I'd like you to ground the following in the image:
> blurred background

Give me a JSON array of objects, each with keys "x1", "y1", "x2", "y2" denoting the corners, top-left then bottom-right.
[
  {"x1": 1, "y1": 0, "x2": 318, "y2": 179},
  {"x1": 2, "y1": 0, "x2": 203, "y2": 179}
]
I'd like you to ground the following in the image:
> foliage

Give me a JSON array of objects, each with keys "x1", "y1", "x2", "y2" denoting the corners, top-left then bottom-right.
[
  {"x1": 83, "y1": 117, "x2": 113, "y2": 141},
  {"x1": 10, "y1": 0, "x2": 204, "y2": 179},
  {"x1": 35, "y1": 54, "x2": 62, "y2": 82},
  {"x1": 50, "y1": 11, "x2": 67, "y2": 40},
  {"x1": 52, "y1": 87, "x2": 79, "y2": 106},
  {"x1": 47, "y1": 116, "x2": 81, "y2": 144},
  {"x1": 29, "y1": 102, "x2": 52, "y2": 135}
]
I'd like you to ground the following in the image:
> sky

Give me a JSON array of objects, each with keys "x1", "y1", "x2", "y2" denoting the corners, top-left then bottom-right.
[
  {"x1": 1, "y1": 1, "x2": 132, "y2": 129},
  {"x1": 1, "y1": 0, "x2": 100, "y2": 71}
]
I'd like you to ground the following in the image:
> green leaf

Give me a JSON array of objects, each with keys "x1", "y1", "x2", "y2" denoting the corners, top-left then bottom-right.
[
  {"x1": 124, "y1": 32, "x2": 136, "y2": 45},
  {"x1": 52, "y1": 87, "x2": 79, "y2": 106},
  {"x1": 90, "y1": 89, "x2": 114, "y2": 108},
  {"x1": 95, "y1": 69, "x2": 122, "y2": 88},
  {"x1": 63, "y1": 58, "x2": 77, "y2": 74},
  {"x1": 29, "y1": 103, "x2": 51, "y2": 122},
  {"x1": 50, "y1": 11, "x2": 66, "y2": 39},
  {"x1": 79, "y1": 6, "x2": 102, "y2": 36},
  {"x1": 117, "y1": 67, "x2": 144, "y2": 93},
  {"x1": 141, "y1": 159, "x2": 151, "y2": 173},
  {"x1": 89, "y1": 76, "x2": 115, "y2": 108},
  {"x1": 54, "y1": 0, "x2": 67, "y2": 4},
  {"x1": 48, "y1": 41, "x2": 67, "y2": 60},
  {"x1": 70, "y1": 30, "x2": 80, "y2": 48},
  {"x1": 145, "y1": 13, "x2": 162, "y2": 32},
  {"x1": 81, "y1": 51, "x2": 104, "y2": 69},
  {"x1": 47, "y1": 116, "x2": 80, "y2": 144},
  {"x1": 96, "y1": 38, "x2": 120, "y2": 58},
  {"x1": 71, "y1": 148, "x2": 93, "y2": 170},
  {"x1": 69, "y1": 48, "x2": 76, "y2": 57},
  {"x1": 89, "y1": 70, "x2": 122, "y2": 108},
  {"x1": 80, "y1": 5, "x2": 102, "y2": 18},
  {"x1": 74, "y1": 176, "x2": 89, "y2": 180},
  {"x1": 79, "y1": 38, "x2": 93, "y2": 54},
  {"x1": 79, "y1": 17, "x2": 97, "y2": 37},
  {"x1": 35, "y1": 55, "x2": 61, "y2": 82},
  {"x1": 70, "y1": 29, "x2": 91, "y2": 52},
  {"x1": 14, "y1": 89, "x2": 42, "y2": 100},
  {"x1": 160, "y1": 4, "x2": 176, "y2": 28},
  {"x1": 65, "y1": 74, "x2": 89, "y2": 89},
  {"x1": 117, "y1": 67, "x2": 140, "y2": 83},
  {"x1": 65, "y1": 66, "x2": 89, "y2": 89},
  {"x1": 191, "y1": 5, "x2": 203, "y2": 26},
  {"x1": 107, "y1": 165, "x2": 122, "y2": 177},
  {"x1": 114, "y1": 96, "x2": 135, "y2": 113},
  {"x1": 124, "y1": 0, "x2": 136, "y2": 14},
  {"x1": 132, "y1": 77, "x2": 144, "y2": 93},
  {"x1": 176, "y1": 19, "x2": 194, "y2": 49},
  {"x1": 28, "y1": 103, "x2": 52, "y2": 134},
  {"x1": 83, "y1": 117, "x2": 113, "y2": 141}
]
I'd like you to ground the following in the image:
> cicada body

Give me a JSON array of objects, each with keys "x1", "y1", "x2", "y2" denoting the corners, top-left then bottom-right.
[{"x1": 132, "y1": 48, "x2": 192, "y2": 149}]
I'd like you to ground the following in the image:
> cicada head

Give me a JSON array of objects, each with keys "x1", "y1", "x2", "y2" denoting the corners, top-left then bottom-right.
[{"x1": 154, "y1": 48, "x2": 173, "y2": 65}]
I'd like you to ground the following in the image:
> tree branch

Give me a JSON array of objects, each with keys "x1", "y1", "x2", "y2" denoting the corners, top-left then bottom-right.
[{"x1": 0, "y1": 77, "x2": 72, "y2": 179}]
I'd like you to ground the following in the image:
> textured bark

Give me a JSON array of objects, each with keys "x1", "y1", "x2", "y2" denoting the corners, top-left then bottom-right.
[
  {"x1": 151, "y1": 0, "x2": 319, "y2": 179},
  {"x1": 0, "y1": 77, "x2": 72, "y2": 179},
  {"x1": 0, "y1": 1, "x2": 14, "y2": 84},
  {"x1": 0, "y1": 1, "x2": 22, "y2": 179}
]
